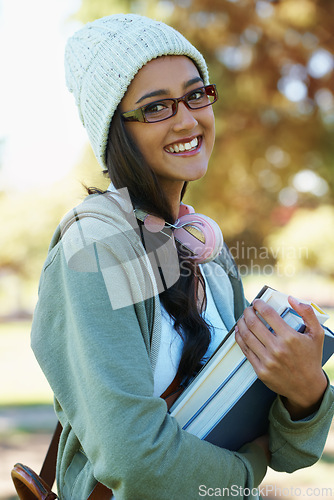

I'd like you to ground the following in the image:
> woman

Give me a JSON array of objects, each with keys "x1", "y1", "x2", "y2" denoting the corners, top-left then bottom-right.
[{"x1": 31, "y1": 14, "x2": 334, "y2": 500}]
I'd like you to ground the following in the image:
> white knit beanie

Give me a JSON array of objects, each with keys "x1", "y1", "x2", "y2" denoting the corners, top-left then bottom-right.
[{"x1": 64, "y1": 13, "x2": 209, "y2": 168}]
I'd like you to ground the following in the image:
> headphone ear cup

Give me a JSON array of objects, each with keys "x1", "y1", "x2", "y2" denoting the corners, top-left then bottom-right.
[
  {"x1": 178, "y1": 203, "x2": 195, "y2": 218},
  {"x1": 143, "y1": 214, "x2": 166, "y2": 232},
  {"x1": 173, "y1": 213, "x2": 224, "y2": 264},
  {"x1": 198, "y1": 214, "x2": 224, "y2": 263}
]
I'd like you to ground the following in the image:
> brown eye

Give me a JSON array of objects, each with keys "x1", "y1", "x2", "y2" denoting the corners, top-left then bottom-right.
[
  {"x1": 144, "y1": 100, "x2": 172, "y2": 120},
  {"x1": 187, "y1": 88, "x2": 207, "y2": 106},
  {"x1": 145, "y1": 102, "x2": 167, "y2": 113}
]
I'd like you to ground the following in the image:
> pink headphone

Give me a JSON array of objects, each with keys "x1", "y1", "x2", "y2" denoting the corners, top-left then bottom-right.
[{"x1": 137, "y1": 203, "x2": 224, "y2": 264}]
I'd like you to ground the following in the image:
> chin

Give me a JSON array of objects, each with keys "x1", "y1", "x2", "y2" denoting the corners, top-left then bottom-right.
[{"x1": 186, "y1": 164, "x2": 208, "y2": 181}]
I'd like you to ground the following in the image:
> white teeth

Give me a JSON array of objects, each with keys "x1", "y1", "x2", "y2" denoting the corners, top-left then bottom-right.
[{"x1": 166, "y1": 137, "x2": 199, "y2": 153}]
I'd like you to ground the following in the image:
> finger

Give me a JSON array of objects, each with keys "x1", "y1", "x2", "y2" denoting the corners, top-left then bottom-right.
[
  {"x1": 235, "y1": 324, "x2": 262, "y2": 370},
  {"x1": 288, "y1": 296, "x2": 324, "y2": 336},
  {"x1": 242, "y1": 305, "x2": 277, "y2": 349},
  {"x1": 236, "y1": 314, "x2": 268, "y2": 360},
  {"x1": 252, "y1": 299, "x2": 296, "y2": 339}
]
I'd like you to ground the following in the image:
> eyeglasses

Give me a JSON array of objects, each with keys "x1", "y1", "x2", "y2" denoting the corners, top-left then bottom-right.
[{"x1": 121, "y1": 84, "x2": 218, "y2": 123}]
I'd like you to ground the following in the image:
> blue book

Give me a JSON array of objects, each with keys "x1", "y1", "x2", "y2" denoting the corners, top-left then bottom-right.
[{"x1": 169, "y1": 286, "x2": 334, "y2": 451}]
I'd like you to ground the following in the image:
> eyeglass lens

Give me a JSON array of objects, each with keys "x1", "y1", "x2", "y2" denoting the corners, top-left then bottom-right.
[{"x1": 144, "y1": 85, "x2": 217, "y2": 123}]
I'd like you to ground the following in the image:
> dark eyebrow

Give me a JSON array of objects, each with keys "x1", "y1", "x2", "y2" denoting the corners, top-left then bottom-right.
[
  {"x1": 186, "y1": 76, "x2": 204, "y2": 88},
  {"x1": 136, "y1": 89, "x2": 169, "y2": 104},
  {"x1": 135, "y1": 76, "x2": 204, "y2": 104}
]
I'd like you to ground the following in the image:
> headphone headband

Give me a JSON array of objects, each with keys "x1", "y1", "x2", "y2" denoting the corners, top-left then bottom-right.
[{"x1": 135, "y1": 204, "x2": 223, "y2": 264}]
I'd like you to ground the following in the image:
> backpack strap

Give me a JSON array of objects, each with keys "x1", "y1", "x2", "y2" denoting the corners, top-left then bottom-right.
[
  {"x1": 87, "y1": 481, "x2": 113, "y2": 500},
  {"x1": 39, "y1": 421, "x2": 62, "y2": 489}
]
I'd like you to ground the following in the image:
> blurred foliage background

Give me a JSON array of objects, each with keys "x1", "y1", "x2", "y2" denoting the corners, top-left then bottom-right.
[
  {"x1": 1, "y1": 0, "x2": 334, "y2": 321},
  {"x1": 1, "y1": 1, "x2": 334, "y2": 499},
  {"x1": 75, "y1": 0, "x2": 334, "y2": 272}
]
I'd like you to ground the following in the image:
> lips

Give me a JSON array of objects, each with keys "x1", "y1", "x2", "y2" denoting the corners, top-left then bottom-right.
[{"x1": 164, "y1": 135, "x2": 201, "y2": 154}]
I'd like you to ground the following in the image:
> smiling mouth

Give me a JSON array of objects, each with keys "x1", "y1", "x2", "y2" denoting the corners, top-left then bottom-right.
[{"x1": 164, "y1": 136, "x2": 201, "y2": 154}]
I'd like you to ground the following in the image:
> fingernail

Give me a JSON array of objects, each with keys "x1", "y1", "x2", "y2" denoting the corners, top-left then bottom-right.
[
  {"x1": 235, "y1": 325, "x2": 239, "y2": 334},
  {"x1": 289, "y1": 295, "x2": 300, "y2": 305}
]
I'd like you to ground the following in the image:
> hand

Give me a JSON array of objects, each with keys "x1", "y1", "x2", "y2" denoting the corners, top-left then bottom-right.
[
  {"x1": 235, "y1": 297, "x2": 328, "y2": 420},
  {"x1": 252, "y1": 434, "x2": 271, "y2": 464}
]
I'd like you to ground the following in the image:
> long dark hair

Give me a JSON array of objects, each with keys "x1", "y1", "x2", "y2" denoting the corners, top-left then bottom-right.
[{"x1": 104, "y1": 109, "x2": 212, "y2": 381}]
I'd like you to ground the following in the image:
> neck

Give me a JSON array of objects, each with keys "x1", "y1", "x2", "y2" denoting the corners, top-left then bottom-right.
[{"x1": 159, "y1": 179, "x2": 185, "y2": 221}]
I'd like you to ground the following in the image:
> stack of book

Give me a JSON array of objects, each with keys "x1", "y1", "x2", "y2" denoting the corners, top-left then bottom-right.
[{"x1": 169, "y1": 286, "x2": 334, "y2": 451}]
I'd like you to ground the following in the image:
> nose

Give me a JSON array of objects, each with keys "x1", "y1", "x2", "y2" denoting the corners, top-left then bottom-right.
[{"x1": 172, "y1": 101, "x2": 198, "y2": 132}]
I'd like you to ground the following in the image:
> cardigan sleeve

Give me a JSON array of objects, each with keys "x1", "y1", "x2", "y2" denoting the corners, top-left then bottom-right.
[
  {"x1": 268, "y1": 377, "x2": 334, "y2": 472},
  {"x1": 31, "y1": 236, "x2": 267, "y2": 500}
]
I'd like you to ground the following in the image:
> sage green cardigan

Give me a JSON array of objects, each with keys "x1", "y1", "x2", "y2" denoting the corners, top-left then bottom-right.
[{"x1": 31, "y1": 193, "x2": 334, "y2": 500}]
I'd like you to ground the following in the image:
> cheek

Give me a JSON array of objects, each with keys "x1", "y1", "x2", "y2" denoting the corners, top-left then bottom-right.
[
  {"x1": 128, "y1": 125, "x2": 167, "y2": 166},
  {"x1": 125, "y1": 125, "x2": 151, "y2": 159},
  {"x1": 206, "y1": 115, "x2": 216, "y2": 153},
  {"x1": 138, "y1": 132, "x2": 161, "y2": 165},
  {"x1": 201, "y1": 105, "x2": 215, "y2": 134}
]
